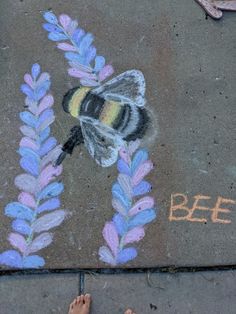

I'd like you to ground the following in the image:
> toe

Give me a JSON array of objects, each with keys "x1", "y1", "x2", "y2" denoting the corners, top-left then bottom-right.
[
  {"x1": 124, "y1": 310, "x2": 134, "y2": 314},
  {"x1": 80, "y1": 294, "x2": 85, "y2": 304},
  {"x1": 84, "y1": 294, "x2": 91, "y2": 307}
]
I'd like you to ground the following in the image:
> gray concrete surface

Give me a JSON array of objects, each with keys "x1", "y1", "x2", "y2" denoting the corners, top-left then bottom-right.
[
  {"x1": 85, "y1": 272, "x2": 236, "y2": 314},
  {"x1": 0, "y1": 273, "x2": 79, "y2": 314},
  {"x1": 0, "y1": 0, "x2": 236, "y2": 269},
  {"x1": 0, "y1": 271, "x2": 236, "y2": 314}
]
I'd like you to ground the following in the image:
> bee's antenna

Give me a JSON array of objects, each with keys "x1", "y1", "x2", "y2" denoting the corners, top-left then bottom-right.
[
  {"x1": 54, "y1": 125, "x2": 84, "y2": 166},
  {"x1": 54, "y1": 151, "x2": 67, "y2": 166}
]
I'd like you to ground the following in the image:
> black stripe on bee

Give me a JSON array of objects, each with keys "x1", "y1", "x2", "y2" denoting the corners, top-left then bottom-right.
[{"x1": 80, "y1": 92, "x2": 105, "y2": 119}]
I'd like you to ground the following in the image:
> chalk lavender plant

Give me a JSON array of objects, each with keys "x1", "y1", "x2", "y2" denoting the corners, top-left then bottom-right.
[
  {"x1": 99, "y1": 140, "x2": 157, "y2": 266},
  {"x1": 43, "y1": 11, "x2": 114, "y2": 87},
  {"x1": 0, "y1": 64, "x2": 65, "y2": 269},
  {"x1": 42, "y1": 11, "x2": 157, "y2": 266}
]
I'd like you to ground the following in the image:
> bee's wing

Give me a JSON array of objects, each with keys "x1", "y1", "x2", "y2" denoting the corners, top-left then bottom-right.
[
  {"x1": 80, "y1": 118, "x2": 123, "y2": 167},
  {"x1": 93, "y1": 70, "x2": 146, "y2": 107}
]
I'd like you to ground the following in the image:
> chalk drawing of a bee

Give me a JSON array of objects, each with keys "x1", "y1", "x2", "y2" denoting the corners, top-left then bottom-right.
[{"x1": 56, "y1": 70, "x2": 150, "y2": 167}]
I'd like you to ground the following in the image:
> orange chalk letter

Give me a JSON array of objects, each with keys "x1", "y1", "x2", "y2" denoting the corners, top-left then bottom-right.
[
  {"x1": 186, "y1": 195, "x2": 211, "y2": 223},
  {"x1": 211, "y1": 197, "x2": 235, "y2": 224},
  {"x1": 169, "y1": 193, "x2": 191, "y2": 221}
]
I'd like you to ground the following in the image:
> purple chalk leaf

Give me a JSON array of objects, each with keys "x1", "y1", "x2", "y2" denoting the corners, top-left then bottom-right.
[
  {"x1": 57, "y1": 42, "x2": 76, "y2": 52},
  {"x1": 128, "y1": 196, "x2": 155, "y2": 216},
  {"x1": 131, "y1": 160, "x2": 153, "y2": 186},
  {"x1": 119, "y1": 147, "x2": 131, "y2": 164},
  {"x1": 20, "y1": 125, "x2": 36, "y2": 139},
  {"x1": 24, "y1": 73, "x2": 34, "y2": 88},
  {"x1": 128, "y1": 140, "x2": 141, "y2": 156},
  {"x1": 15, "y1": 174, "x2": 37, "y2": 194},
  {"x1": 117, "y1": 174, "x2": 132, "y2": 199},
  {"x1": 123, "y1": 227, "x2": 145, "y2": 245},
  {"x1": 8, "y1": 233, "x2": 27, "y2": 254},
  {"x1": 98, "y1": 65, "x2": 114, "y2": 81},
  {"x1": 102, "y1": 222, "x2": 119, "y2": 257},
  {"x1": 59, "y1": 14, "x2": 72, "y2": 29},
  {"x1": 98, "y1": 246, "x2": 116, "y2": 266},
  {"x1": 18, "y1": 192, "x2": 36, "y2": 209},
  {"x1": 41, "y1": 145, "x2": 62, "y2": 168},
  {"x1": 32, "y1": 210, "x2": 65, "y2": 233},
  {"x1": 39, "y1": 164, "x2": 63, "y2": 189},
  {"x1": 112, "y1": 198, "x2": 127, "y2": 216},
  {"x1": 20, "y1": 137, "x2": 39, "y2": 151},
  {"x1": 27, "y1": 232, "x2": 53, "y2": 254},
  {"x1": 37, "y1": 94, "x2": 54, "y2": 115}
]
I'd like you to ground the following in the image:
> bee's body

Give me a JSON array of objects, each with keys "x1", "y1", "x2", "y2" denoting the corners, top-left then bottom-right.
[{"x1": 57, "y1": 70, "x2": 150, "y2": 167}]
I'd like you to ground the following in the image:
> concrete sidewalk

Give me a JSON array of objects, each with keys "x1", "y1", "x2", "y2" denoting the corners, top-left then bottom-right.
[{"x1": 0, "y1": 270, "x2": 236, "y2": 314}]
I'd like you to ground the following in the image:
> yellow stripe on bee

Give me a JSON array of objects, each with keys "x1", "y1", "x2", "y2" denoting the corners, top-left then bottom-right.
[
  {"x1": 100, "y1": 100, "x2": 121, "y2": 126},
  {"x1": 69, "y1": 87, "x2": 91, "y2": 118}
]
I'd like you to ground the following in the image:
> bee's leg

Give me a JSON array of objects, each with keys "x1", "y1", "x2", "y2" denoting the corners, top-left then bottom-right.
[{"x1": 55, "y1": 126, "x2": 84, "y2": 166}]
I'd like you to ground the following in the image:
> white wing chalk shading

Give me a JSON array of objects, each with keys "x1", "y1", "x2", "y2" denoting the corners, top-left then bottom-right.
[{"x1": 93, "y1": 70, "x2": 146, "y2": 107}]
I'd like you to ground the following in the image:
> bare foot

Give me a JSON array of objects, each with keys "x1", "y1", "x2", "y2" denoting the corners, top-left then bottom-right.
[
  {"x1": 68, "y1": 294, "x2": 91, "y2": 314},
  {"x1": 124, "y1": 309, "x2": 136, "y2": 314}
]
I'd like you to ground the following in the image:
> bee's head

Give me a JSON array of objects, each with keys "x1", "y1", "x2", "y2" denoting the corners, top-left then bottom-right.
[
  {"x1": 62, "y1": 86, "x2": 91, "y2": 118},
  {"x1": 62, "y1": 86, "x2": 81, "y2": 114}
]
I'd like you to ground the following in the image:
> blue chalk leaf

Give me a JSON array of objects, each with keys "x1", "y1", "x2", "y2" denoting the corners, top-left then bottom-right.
[
  {"x1": 132, "y1": 181, "x2": 152, "y2": 196},
  {"x1": 18, "y1": 147, "x2": 40, "y2": 161},
  {"x1": 19, "y1": 111, "x2": 37, "y2": 128},
  {"x1": 43, "y1": 12, "x2": 58, "y2": 25},
  {"x1": 112, "y1": 183, "x2": 131, "y2": 210},
  {"x1": 22, "y1": 255, "x2": 45, "y2": 268},
  {"x1": 20, "y1": 155, "x2": 39, "y2": 176},
  {"x1": 112, "y1": 213, "x2": 128, "y2": 236},
  {"x1": 117, "y1": 248, "x2": 137, "y2": 264},
  {"x1": 37, "y1": 182, "x2": 64, "y2": 201},
  {"x1": 79, "y1": 33, "x2": 94, "y2": 54},
  {"x1": 20, "y1": 84, "x2": 34, "y2": 98},
  {"x1": 65, "y1": 52, "x2": 86, "y2": 65},
  {"x1": 34, "y1": 81, "x2": 51, "y2": 101},
  {"x1": 37, "y1": 198, "x2": 60, "y2": 214},
  {"x1": 39, "y1": 127, "x2": 50, "y2": 143},
  {"x1": 94, "y1": 56, "x2": 105, "y2": 72},
  {"x1": 31, "y1": 63, "x2": 41, "y2": 80},
  {"x1": 38, "y1": 137, "x2": 57, "y2": 157},
  {"x1": 12, "y1": 219, "x2": 31, "y2": 236},
  {"x1": 43, "y1": 23, "x2": 62, "y2": 33},
  {"x1": 48, "y1": 32, "x2": 68, "y2": 41},
  {"x1": 0, "y1": 250, "x2": 23, "y2": 268},
  {"x1": 5, "y1": 202, "x2": 34, "y2": 221},
  {"x1": 131, "y1": 149, "x2": 149, "y2": 174},
  {"x1": 72, "y1": 28, "x2": 85, "y2": 45},
  {"x1": 117, "y1": 159, "x2": 131, "y2": 176},
  {"x1": 128, "y1": 209, "x2": 156, "y2": 229}
]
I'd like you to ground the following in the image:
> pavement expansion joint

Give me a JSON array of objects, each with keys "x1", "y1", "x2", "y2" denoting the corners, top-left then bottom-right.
[{"x1": 1, "y1": 265, "x2": 236, "y2": 277}]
